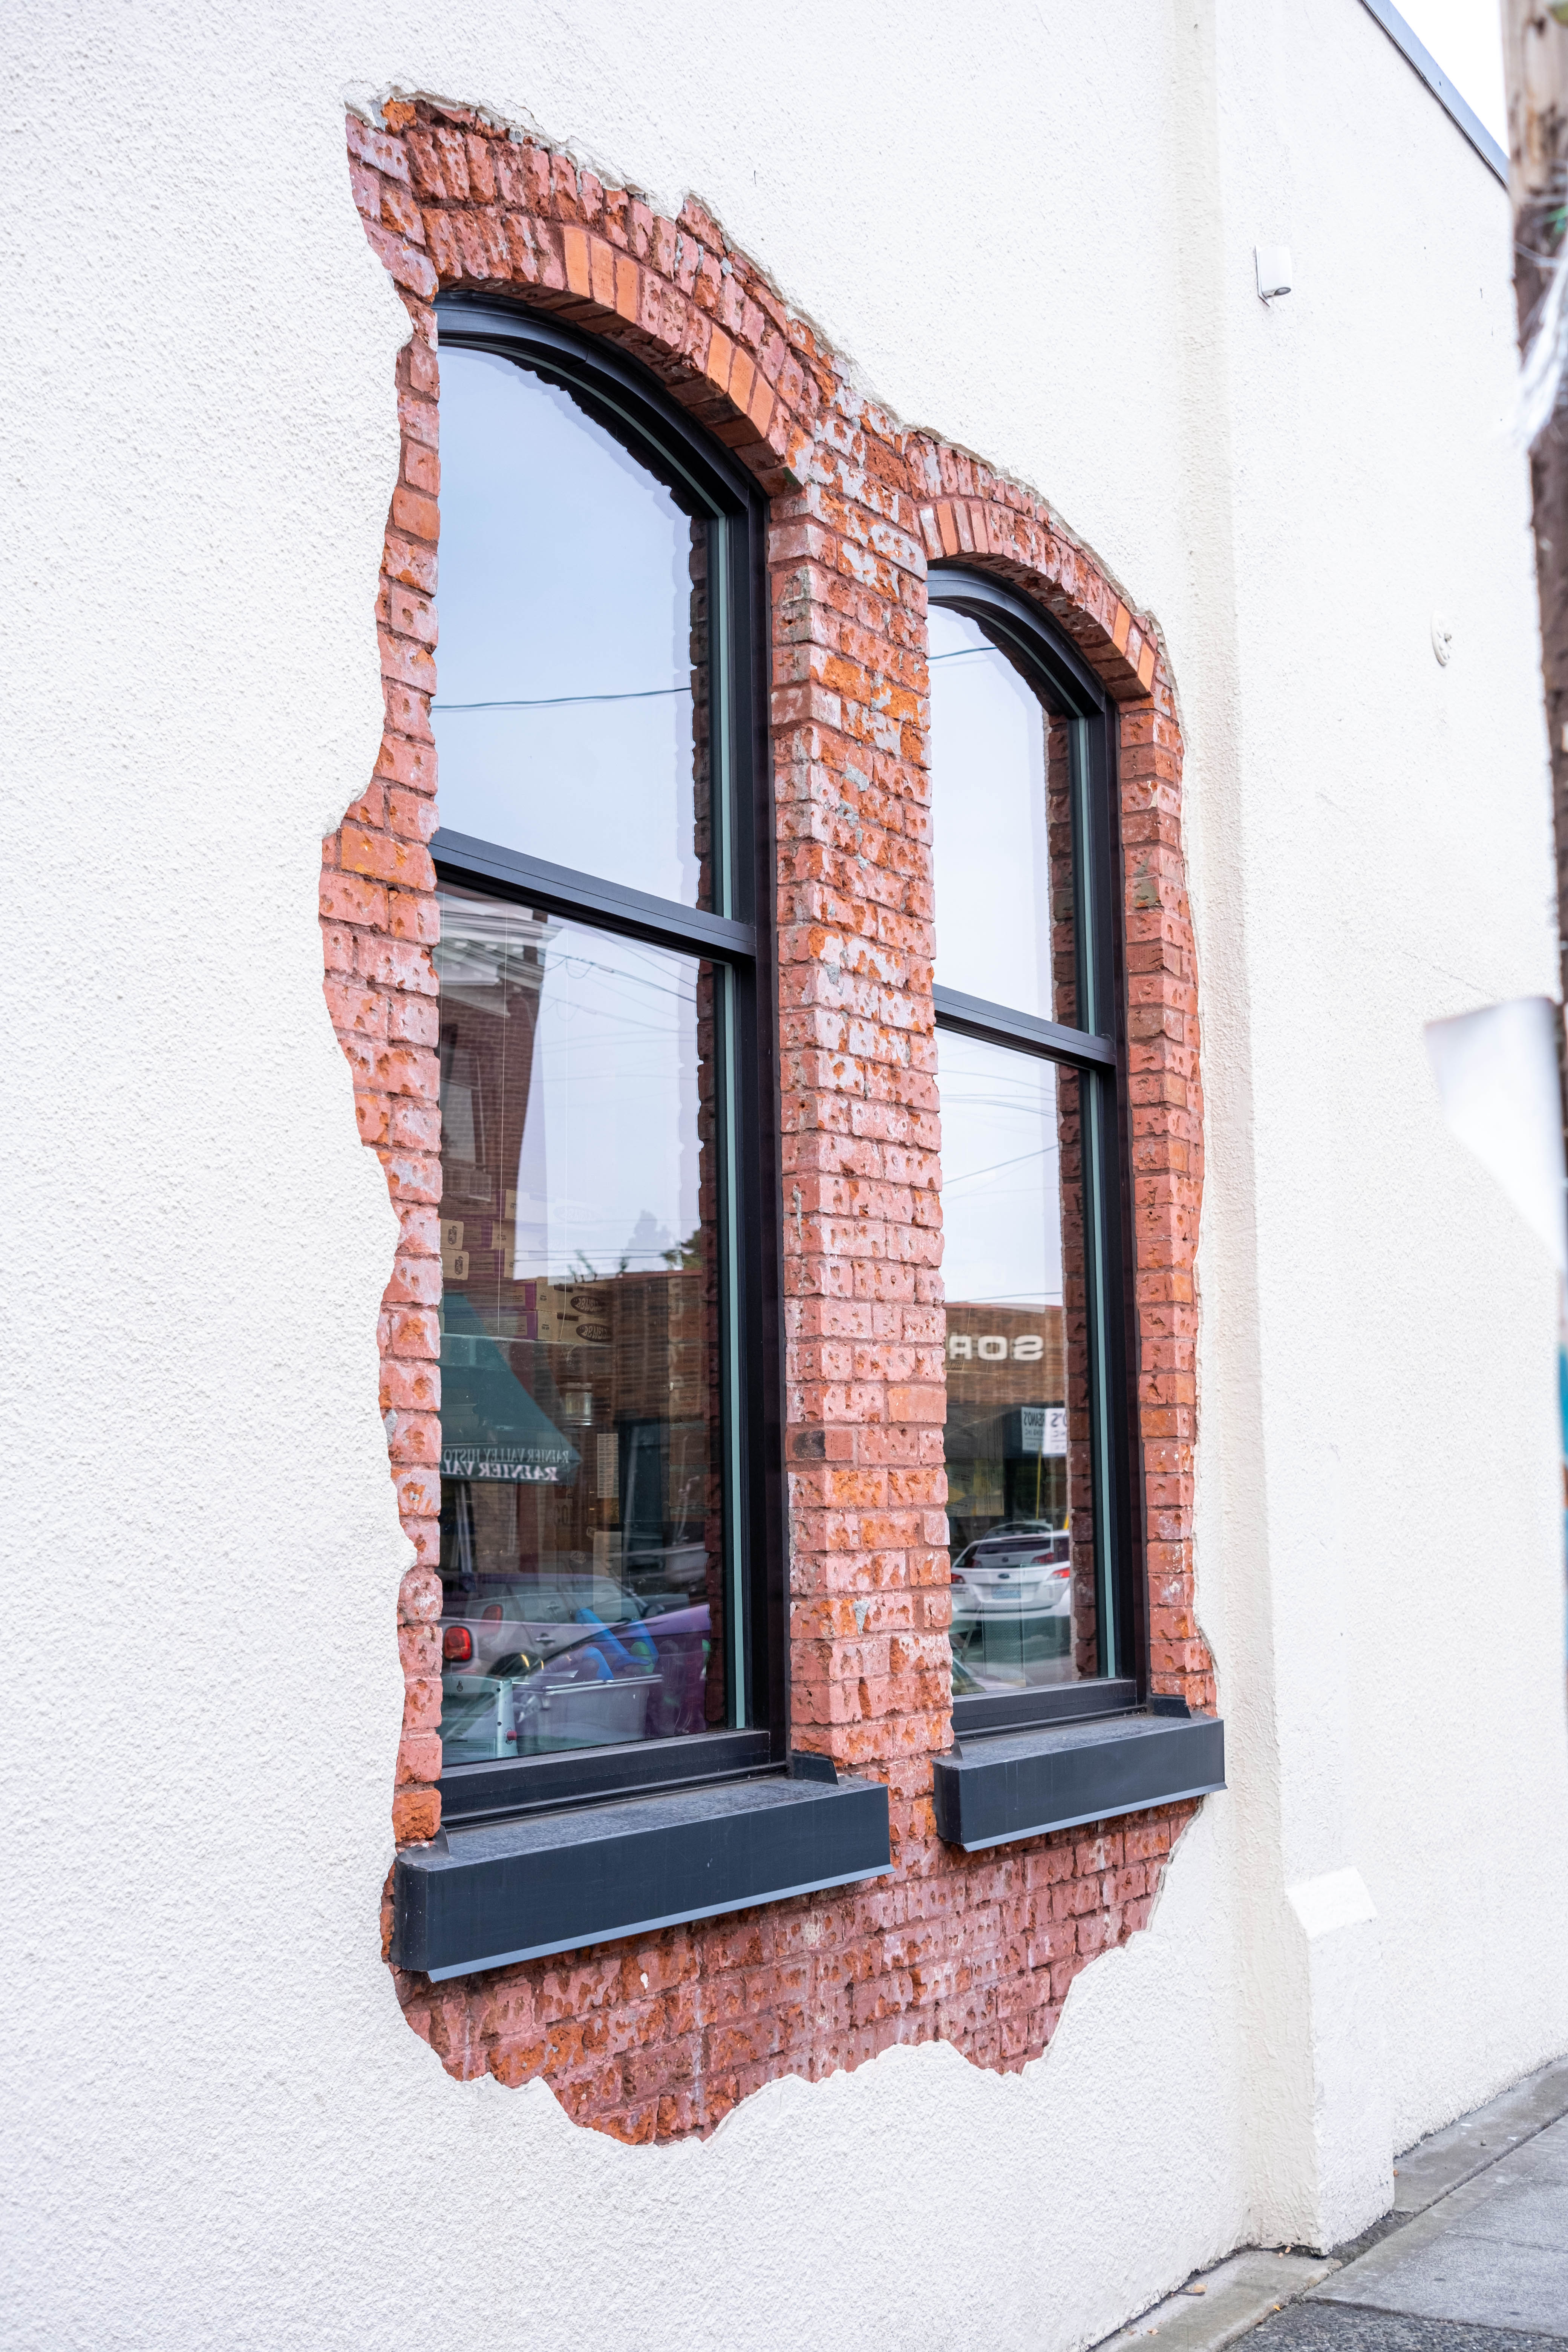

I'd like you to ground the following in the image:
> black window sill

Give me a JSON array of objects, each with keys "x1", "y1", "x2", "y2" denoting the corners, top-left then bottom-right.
[
  {"x1": 438, "y1": 1729, "x2": 774, "y2": 1827},
  {"x1": 392, "y1": 1765, "x2": 891, "y2": 1981},
  {"x1": 951, "y1": 1677, "x2": 1138, "y2": 1740},
  {"x1": 932, "y1": 1707, "x2": 1225, "y2": 1852}
]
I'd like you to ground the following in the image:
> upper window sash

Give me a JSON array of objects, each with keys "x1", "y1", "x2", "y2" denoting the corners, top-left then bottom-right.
[
  {"x1": 927, "y1": 569, "x2": 1116, "y2": 1047},
  {"x1": 433, "y1": 291, "x2": 766, "y2": 933}
]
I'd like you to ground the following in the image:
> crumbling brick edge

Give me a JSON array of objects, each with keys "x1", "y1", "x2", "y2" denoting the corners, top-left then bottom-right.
[{"x1": 319, "y1": 95, "x2": 1211, "y2": 2143}]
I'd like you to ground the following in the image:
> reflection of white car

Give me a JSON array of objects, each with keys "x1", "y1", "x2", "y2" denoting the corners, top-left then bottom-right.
[
  {"x1": 620, "y1": 1540, "x2": 709, "y2": 1594},
  {"x1": 951, "y1": 1527, "x2": 1072, "y2": 1628}
]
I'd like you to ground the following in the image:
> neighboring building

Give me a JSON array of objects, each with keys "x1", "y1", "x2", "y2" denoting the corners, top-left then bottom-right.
[{"x1": 9, "y1": 6, "x2": 1568, "y2": 2348}]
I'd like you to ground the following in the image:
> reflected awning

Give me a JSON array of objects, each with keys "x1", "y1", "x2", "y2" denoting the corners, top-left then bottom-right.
[{"x1": 438, "y1": 1292, "x2": 581, "y2": 1485}]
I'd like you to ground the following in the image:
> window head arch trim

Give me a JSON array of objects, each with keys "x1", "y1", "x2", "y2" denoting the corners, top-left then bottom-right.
[
  {"x1": 926, "y1": 564, "x2": 1111, "y2": 722},
  {"x1": 437, "y1": 290, "x2": 766, "y2": 522}
]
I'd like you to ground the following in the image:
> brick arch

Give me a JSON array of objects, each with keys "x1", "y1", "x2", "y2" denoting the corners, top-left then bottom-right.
[
  {"x1": 351, "y1": 98, "x2": 826, "y2": 497},
  {"x1": 327, "y1": 96, "x2": 1211, "y2": 2142},
  {"x1": 910, "y1": 451, "x2": 1160, "y2": 703}
]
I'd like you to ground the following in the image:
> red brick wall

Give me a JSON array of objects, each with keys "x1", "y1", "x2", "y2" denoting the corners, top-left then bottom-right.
[{"x1": 327, "y1": 98, "x2": 1211, "y2": 2142}]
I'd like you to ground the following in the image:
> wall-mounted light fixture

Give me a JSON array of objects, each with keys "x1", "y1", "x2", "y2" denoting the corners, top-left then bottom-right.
[{"x1": 1256, "y1": 245, "x2": 1293, "y2": 304}]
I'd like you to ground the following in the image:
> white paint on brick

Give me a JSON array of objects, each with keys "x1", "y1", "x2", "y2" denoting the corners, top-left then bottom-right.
[{"x1": 7, "y1": 1, "x2": 1568, "y2": 2346}]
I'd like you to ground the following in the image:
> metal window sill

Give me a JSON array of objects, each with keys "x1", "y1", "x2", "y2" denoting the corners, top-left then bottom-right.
[
  {"x1": 932, "y1": 1708, "x2": 1225, "y2": 1852},
  {"x1": 392, "y1": 1767, "x2": 891, "y2": 1981}
]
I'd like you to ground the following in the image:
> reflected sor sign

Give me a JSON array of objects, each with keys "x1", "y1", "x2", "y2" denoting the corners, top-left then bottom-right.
[{"x1": 948, "y1": 1333, "x2": 1044, "y2": 1362}]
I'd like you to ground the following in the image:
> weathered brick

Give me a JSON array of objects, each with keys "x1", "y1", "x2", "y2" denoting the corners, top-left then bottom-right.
[{"x1": 337, "y1": 98, "x2": 1210, "y2": 2149}]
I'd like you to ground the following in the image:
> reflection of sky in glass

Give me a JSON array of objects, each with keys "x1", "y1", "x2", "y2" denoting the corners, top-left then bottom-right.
[
  {"x1": 929, "y1": 605, "x2": 1052, "y2": 1018},
  {"x1": 434, "y1": 348, "x2": 702, "y2": 905},
  {"x1": 519, "y1": 917, "x2": 701, "y2": 1282},
  {"x1": 939, "y1": 1029, "x2": 1062, "y2": 1310},
  {"x1": 436, "y1": 898, "x2": 701, "y2": 1285}
]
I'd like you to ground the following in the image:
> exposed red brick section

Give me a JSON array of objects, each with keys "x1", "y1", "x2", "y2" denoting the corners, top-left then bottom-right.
[
  {"x1": 320, "y1": 259, "x2": 444, "y2": 1848},
  {"x1": 328, "y1": 97, "x2": 1213, "y2": 2142}
]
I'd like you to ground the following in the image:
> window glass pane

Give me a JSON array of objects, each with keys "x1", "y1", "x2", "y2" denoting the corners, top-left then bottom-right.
[
  {"x1": 939, "y1": 1029, "x2": 1099, "y2": 1692},
  {"x1": 434, "y1": 883, "x2": 727, "y2": 1760},
  {"x1": 929, "y1": 603, "x2": 1068, "y2": 1021},
  {"x1": 434, "y1": 348, "x2": 715, "y2": 909}
]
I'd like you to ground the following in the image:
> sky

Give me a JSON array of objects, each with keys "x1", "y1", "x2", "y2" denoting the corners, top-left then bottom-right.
[
  {"x1": 928, "y1": 606, "x2": 1054, "y2": 1019},
  {"x1": 434, "y1": 348, "x2": 704, "y2": 909},
  {"x1": 1397, "y1": 0, "x2": 1507, "y2": 144}
]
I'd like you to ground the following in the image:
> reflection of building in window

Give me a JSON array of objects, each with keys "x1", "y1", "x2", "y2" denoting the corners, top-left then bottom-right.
[
  {"x1": 944, "y1": 1300, "x2": 1068, "y2": 1547},
  {"x1": 437, "y1": 1041, "x2": 484, "y2": 1178},
  {"x1": 437, "y1": 1233, "x2": 718, "y2": 1602},
  {"x1": 433, "y1": 882, "x2": 725, "y2": 1750}
]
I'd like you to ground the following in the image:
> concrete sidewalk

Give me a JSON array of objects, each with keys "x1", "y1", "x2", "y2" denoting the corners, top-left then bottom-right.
[
  {"x1": 1099, "y1": 2055, "x2": 1568, "y2": 2352},
  {"x1": 1299, "y1": 2095, "x2": 1568, "y2": 2345}
]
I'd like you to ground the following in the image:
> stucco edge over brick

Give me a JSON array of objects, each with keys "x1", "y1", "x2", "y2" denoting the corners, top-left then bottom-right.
[{"x1": 326, "y1": 96, "x2": 1213, "y2": 2144}]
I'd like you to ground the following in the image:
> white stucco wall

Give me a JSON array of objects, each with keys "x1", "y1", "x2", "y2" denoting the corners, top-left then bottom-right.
[{"x1": 6, "y1": 2, "x2": 1567, "y2": 2345}]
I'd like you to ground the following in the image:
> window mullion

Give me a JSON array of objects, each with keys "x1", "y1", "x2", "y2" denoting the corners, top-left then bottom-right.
[
  {"x1": 932, "y1": 989, "x2": 1116, "y2": 1071},
  {"x1": 431, "y1": 835, "x2": 756, "y2": 963}
]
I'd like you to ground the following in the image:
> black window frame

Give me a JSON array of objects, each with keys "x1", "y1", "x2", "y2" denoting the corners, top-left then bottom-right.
[
  {"x1": 929, "y1": 565, "x2": 1147, "y2": 1738},
  {"x1": 429, "y1": 292, "x2": 787, "y2": 1826}
]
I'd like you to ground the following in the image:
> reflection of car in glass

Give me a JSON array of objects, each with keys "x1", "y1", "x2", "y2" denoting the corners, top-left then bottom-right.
[
  {"x1": 950, "y1": 1524, "x2": 1073, "y2": 1632},
  {"x1": 617, "y1": 1540, "x2": 709, "y2": 1596},
  {"x1": 442, "y1": 1573, "x2": 659, "y2": 1672},
  {"x1": 438, "y1": 1577, "x2": 710, "y2": 1761}
]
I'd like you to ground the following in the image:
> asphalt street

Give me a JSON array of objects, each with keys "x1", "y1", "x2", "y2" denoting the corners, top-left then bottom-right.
[{"x1": 1250, "y1": 2301, "x2": 1564, "y2": 2352}]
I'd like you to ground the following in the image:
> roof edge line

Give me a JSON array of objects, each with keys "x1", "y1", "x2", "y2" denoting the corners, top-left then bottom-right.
[{"x1": 1358, "y1": 0, "x2": 1509, "y2": 185}]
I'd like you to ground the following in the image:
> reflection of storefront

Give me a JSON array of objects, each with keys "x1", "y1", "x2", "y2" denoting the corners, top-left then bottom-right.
[
  {"x1": 944, "y1": 1299, "x2": 1068, "y2": 1549},
  {"x1": 438, "y1": 1266, "x2": 713, "y2": 1603},
  {"x1": 432, "y1": 880, "x2": 720, "y2": 1609}
]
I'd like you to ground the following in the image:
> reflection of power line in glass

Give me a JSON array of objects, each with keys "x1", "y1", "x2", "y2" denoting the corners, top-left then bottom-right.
[
  {"x1": 940, "y1": 1087, "x2": 1054, "y2": 1106},
  {"x1": 433, "y1": 685, "x2": 695, "y2": 712},
  {"x1": 437, "y1": 938, "x2": 697, "y2": 1006},
  {"x1": 944, "y1": 1147, "x2": 1050, "y2": 1189},
  {"x1": 948, "y1": 1292, "x2": 1059, "y2": 1304},
  {"x1": 551, "y1": 954, "x2": 698, "y2": 1004},
  {"x1": 536, "y1": 991, "x2": 692, "y2": 1047}
]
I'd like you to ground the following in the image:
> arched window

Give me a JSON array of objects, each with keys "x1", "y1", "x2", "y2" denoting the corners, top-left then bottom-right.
[
  {"x1": 929, "y1": 570, "x2": 1140, "y2": 1731},
  {"x1": 427, "y1": 298, "x2": 782, "y2": 1818}
]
